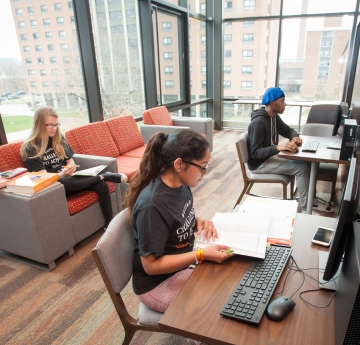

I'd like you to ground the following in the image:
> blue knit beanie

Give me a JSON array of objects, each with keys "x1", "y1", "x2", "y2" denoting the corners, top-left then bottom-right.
[{"x1": 262, "y1": 87, "x2": 285, "y2": 105}]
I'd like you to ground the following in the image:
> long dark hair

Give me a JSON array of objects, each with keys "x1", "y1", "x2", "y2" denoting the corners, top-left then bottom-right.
[{"x1": 124, "y1": 129, "x2": 209, "y2": 214}]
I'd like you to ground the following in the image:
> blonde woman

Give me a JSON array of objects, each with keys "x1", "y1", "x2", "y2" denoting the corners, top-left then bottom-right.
[{"x1": 20, "y1": 106, "x2": 127, "y2": 228}]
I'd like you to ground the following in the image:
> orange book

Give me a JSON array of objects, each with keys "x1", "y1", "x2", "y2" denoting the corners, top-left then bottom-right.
[{"x1": 6, "y1": 172, "x2": 58, "y2": 194}]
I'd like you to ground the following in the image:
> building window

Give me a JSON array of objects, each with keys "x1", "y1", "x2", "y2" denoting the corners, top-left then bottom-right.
[
  {"x1": 112, "y1": 25, "x2": 124, "y2": 34},
  {"x1": 67, "y1": 81, "x2": 74, "y2": 87},
  {"x1": 109, "y1": 11, "x2": 122, "y2": 20},
  {"x1": 201, "y1": 35, "x2": 206, "y2": 44},
  {"x1": 42, "y1": 81, "x2": 49, "y2": 87},
  {"x1": 48, "y1": 44, "x2": 55, "y2": 51},
  {"x1": 54, "y1": 3, "x2": 62, "y2": 11},
  {"x1": 68, "y1": 2, "x2": 73, "y2": 9},
  {"x1": 61, "y1": 44, "x2": 68, "y2": 50},
  {"x1": 41, "y1": 5, "x2": 48, "y2": 13},
  {"x1": 52, "y1": 69, "x2": 59, "y2": 75},
  {"x1": 30, "y1": 20, "x2": 38, "y2": 28},
  {"x1": 242, "y1": 81, "x2": 252, "y2": 89},
  {"x1": 30, "y1": 81, "x2": 36, "y2": 88},
  {"x1": 50, "y1": 57, "x2": 57, "y2": 64},
  {"x1": 165, "y1": 80, "x2": 174, "y2": 88},
  {"x1": 162, "y1": 22, "x2": 171, "y2": 31},
  {"x1": 38, "y1": 57, "x2": 44, "y2": 64},
  {"x1": 126, "y1": 9, "x2": 135, "y2": 18},
  {"x1": 224, "y1": 22, "x2": 232, "y2": 28},
  {"x1": 70, "y1": 16, "x2": 75, "y2": 24},
  {"x1": 202, "y1": 80, "x2": 206, "y2": 88},
  {"x1": 18, "y1": 21, "x2": 25, "y2": 28},
  {"x1": 164, "y1": 66, "x2": 173, "y2": 74},
  {"x1": 59, "y1": 30, "x2": 66, "y2": 38},
  {"x1": 28, "y1": 6, "x2": 35, "y2": 14},
  {"x1": 201, "y1": 21, "x2": 206, "y2": 29},
  {"x1": 128, "y1": 39, "x2": 138, "y2": 47},
  {"x1": 65, "y1": 69, "x2": 71, "y2": 75},
  {"x1": 224, "y1": 66, "x2": 232, "y2": 74},
  {"x1": 28, "y1": 70, "x2": 35, "y2": 76},
  {"x1": 25, "y1": 58, "x2": 32, "y2": 65},
  {"x1": 54, "y1": 81, "x2": 61, "y2": 87},
  {"x1": 23, "y1": 46, "x2": 30, "y2": 53},
  {"x1": 164, "y1": 52, "x2": 173, "y2": 60},
  {"x1": 57, "y1": 17, "x2": 64, "y2": 25},
  {"x1": 242, "y1": 65, "x2": 253, "y2": 74},
  {"x1": 15, "y1": 8, "x2": 22, "y2": 16},
  {"x1": 201, "y1": 66, "x2": 206, "y2": 74},
  {"x1": 243, "y1": 34, "x2": 254, "y2": 43},
  {"x1": 224, "y1": 1, "x2": 232, "y2": 9},
  {"x1": 127, "y1": 24, "x2": 136, "y2": 32},
  {"x1": 33, "y1": 33, "x2": 40, "y2": 40},
  {"x1": 224, "y1": 50, "x2": 232, "y2": 59},
  {"x1": 163, "y1": 37, "x2": 172, "y2": 46},
  {"x1": 20, "y1": 34, "x2": 27, "y2": 41},
  {"x1": 201, "y1": 51, "x2": 206, "y2": 60},
  {"x1": 224, "y1": 34, "x2": 232, "y2": 43},
  {"x1": 63, "y1": 56, "x2": 70, "y2": 63},
  {"x1": 200, "y1": 3, "x2": 206, "y2": 12},
  {"x1": 45, "y1": 32, "x2": 53, "y2": 39},
  {"x1": 224, "y1": 81, "x2": 231, "y2": 89},
  {"x1": 244, "y1": 0, "x2": 255, "y2": 10},
  {"x1": 244, "y1": 21, "x2": 255, "y2": 27},
  {"x1": 35, "y1": 45, "x2": 42, "y2": 52},
  {"x1": 40, "y1": 69, "x2": 47, "y2": 76},
  {"x1": 242, "y1": 50, "x2": 253, "y2": 59},
  {"x1": 43, "y1": 19, "x2": 50, "y2": 26}
]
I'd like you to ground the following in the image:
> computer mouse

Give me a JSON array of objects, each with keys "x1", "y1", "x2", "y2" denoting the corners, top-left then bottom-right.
[{"x1": 266, "y1": 296, "x2": 296, "y2": 321}]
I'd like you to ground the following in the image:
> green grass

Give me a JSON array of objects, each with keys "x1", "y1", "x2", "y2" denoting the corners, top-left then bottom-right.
[{"x1": 2, "y1": 116, "x2": 33, "y2": 133}]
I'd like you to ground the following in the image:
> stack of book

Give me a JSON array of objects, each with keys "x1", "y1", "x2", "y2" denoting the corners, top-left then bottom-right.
[
  {"x1": 0, "y1": 168, "x2": 27, "y2": 189},
  {"x1": 6, "y1": 172, "x2": 59, "y2": 194}
]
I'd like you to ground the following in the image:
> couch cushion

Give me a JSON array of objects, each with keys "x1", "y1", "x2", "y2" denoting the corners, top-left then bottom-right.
[
  {"x1": 105, "y1": 115, "x2": 145, "y2": 155},
  {"x1": 115, "y1": 156, "x2": 141, "y2": 181},
  {"x1": 65, "y1": 122, "x2": 119, "y2": 157},
  {"x1": 66, "y1": 182, "x2": 115, "y2": 215},
  {"x1": 143, "y1": 106, "x2": 174, "y2": 126},
  {"x1": 0, "y1": 142, "x2": 26, "y2": 171},
  {"x1": 122, "y1": 145, "x2": 147, "y2": 158}
]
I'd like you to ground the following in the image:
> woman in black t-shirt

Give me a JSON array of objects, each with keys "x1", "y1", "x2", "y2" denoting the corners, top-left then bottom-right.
[
  {"x1": 20, "y1": 106, "x2": 127, "y2": 229},
  {"x1": 124, "y1": 129, "x2": 233, "y2": 315}
]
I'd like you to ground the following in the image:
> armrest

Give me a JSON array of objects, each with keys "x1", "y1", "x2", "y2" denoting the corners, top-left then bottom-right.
[{"x1": 140, "y1": 125, "x2": 189, "y2": 143}]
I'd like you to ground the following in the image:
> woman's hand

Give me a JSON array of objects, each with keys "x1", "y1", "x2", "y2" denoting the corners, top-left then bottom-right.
[
  {"x1": 202, "y1": 244, "x2": 234, "y2": 263},
  {"x1": 58, "y1": 164, "x2": 76, "y2": 178},
  {"x1": 196, "y1": 217, "x2": 218, "y2": 242}
]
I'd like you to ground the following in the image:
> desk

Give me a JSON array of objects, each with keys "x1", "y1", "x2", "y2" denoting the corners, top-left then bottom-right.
[
  {"x1": 159, "y1": 214, "x2": 336, "y2": 345},
  {"x1": 278, "y1": 135, "x2": 350, "y2": 214}
]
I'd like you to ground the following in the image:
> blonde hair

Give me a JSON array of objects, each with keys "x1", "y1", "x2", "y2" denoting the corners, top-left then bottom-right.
[{"x1": 20, "y1": 106, "x2": 66, "y2": 160}]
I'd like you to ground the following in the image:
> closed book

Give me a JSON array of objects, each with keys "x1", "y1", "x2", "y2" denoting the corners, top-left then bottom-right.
[
  {"x1": 0, "y1": 167, "x2": 27, "y2": 179},
  {"x1": 6, "y1": 172, "x2": 59, "y2": 194}
]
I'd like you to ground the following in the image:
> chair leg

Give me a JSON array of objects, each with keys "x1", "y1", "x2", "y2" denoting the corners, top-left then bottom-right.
[
  {"x1": 282, "y1": 183, "x2": 287, "y2": 200},
  {"x1": 234, "y1": 182, "x2": 250, "y2": 208},
  {"x1": 122, "y1": 326, "x2": 137, "y2": 345},
  {"x1": 330, "y1": 176, "x2": 337, "y2": 202},
  {"x1": 290, "y1": 178, "x2": 294, "y2": 199}
]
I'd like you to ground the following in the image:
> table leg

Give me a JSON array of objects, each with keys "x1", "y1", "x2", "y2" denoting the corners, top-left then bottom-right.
[
  {"x1": 298, "y1": 106, "x2": 303, "y2": 133},
  {"x1": 307, "y1": 161, "x2": 318, "y2": 214}
]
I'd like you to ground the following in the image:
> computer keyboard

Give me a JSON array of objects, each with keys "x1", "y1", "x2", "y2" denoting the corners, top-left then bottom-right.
[
  {"x1": 220, "y1": 246, "x2": 292, "y2": 325},
  {"x1": 302, "y1": 140, "x2": 319, "y2": 153}
]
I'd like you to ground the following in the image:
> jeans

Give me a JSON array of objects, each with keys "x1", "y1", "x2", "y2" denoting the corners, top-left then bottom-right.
[
  {"x1": 252, "y1": 156, "x2": 310, "y2": 210},
  {"x1": 59, "y1": 176, "x2": 113, "y2": 227}
]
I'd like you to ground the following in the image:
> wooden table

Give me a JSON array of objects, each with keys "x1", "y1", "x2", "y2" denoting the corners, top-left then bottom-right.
[
  {"x1": 278, "y1": 135, "x2": 350, "y2": 214},
  {"x1": 159, "y1": 214, "x2": 336, "y2": 345}
]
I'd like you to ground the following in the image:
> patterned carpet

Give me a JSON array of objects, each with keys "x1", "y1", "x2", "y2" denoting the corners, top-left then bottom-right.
[{"x1": 0, "y1": 129, "x2": 341, "y2": 344}]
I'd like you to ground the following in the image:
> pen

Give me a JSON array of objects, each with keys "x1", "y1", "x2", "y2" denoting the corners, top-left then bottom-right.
[
  {"x1": 62, "y1": 165, "x2": 80, "y2": 168},
  {"x1": 222, "y1": 249, "x2": 234, "y2": 253}
]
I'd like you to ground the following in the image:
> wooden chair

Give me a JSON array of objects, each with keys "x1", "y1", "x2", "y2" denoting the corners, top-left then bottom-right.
[
  {"x1": 234, "y1": 131, "x2": 294, "y2": 208},
  {"x1": 92, "y1": 209, "x2": 170, "y2": 345}
]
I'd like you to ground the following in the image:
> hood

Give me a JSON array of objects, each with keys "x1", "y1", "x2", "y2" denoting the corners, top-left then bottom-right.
[{"x1": 250, "y1": 107, "x2": 270, "y2": 121}]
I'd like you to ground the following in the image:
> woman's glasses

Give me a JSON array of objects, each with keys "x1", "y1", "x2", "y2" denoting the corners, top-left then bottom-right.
[
  {"x1": 45, "y1": 123, "x2": 60, "y2": 128},
  {"x1": 182, "y1": 160, "x2": 209, "y2": 174}
]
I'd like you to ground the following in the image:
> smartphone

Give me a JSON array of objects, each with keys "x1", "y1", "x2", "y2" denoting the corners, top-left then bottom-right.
[{"x1": 311, "y1": 226, "x2": 334, "y2": 247}]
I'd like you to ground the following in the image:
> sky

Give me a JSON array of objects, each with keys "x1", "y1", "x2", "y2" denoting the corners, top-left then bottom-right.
[{"x1": 0, "y1": 1, "x2": 21, "y2": 59}]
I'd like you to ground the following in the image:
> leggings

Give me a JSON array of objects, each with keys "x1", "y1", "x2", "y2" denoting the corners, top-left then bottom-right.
[{"x1": 59, "y1": 175, "x2": 113, "y2": 227}]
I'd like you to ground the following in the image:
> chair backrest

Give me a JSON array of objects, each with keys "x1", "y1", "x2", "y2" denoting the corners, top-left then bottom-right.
[
  {"x1": 236, "y1": 131, "x2": 250, "y2": 181},
  {"x1": 143, "y1": 106, "x2": 174, "y2": 126},
  {"x1": 306, "y1": 103, "x2": 342, "y2": 136},
  {"x1": 301, "y1": 123, "x2": 334, "y2": 137},
  {"x1": 0, "y1": 141, "x2": 25, "y2": 171}
]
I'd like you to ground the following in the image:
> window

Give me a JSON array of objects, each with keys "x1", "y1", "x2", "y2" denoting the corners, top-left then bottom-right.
[
  {"x1": 67, "y1": 81, "x2": 74, "y2": 87},
  {"x1": 109, "y1": 11, "x2": 122, "y2": 20},
  {"x1": 242, "y1": 81, "x2": 252, "y2": 89},
  {"x1": 126, "y1": 9, "x2": 135, "y2": 18},
  {"x1": 59, "y1": 30, "x2": 66, "y2": 38},
  {"x1": 15, "y1": 8, "x2": 22, "y2": 16},
  {"x1": 40, "y1": 69, "x2": 47, "y2": 76},
  {"x1": 201, "y1": 21, "x2": 206, "y2": 29},
  {"x1": 54, "y1": 3, "x2": 62, "y2": 11},
  {"x1": 201, "y1": 35, "x2": 206, "y2": 44},
  {"x1": 25, "y1": 58, "x2": 32, "y2": 65},
  {"x1": 201, "y1": 66, "x2": 206, "y2": 74},
  {"x1": 42, "y1": 81, "x2": 49, "y2": 87},
  {"x1": 61, "y1": 44, "x2": 68, "y2": 50},
  {"x1": 243, "y1": 34, "x2": 254, "y2": 43},
  {"x1": 52, "y1": 69, "x2": 59, "y2": 75},
  {"x1": 28, "y1": 6, "x2": 35, "y2": 14},
  {"x1": 242, "y1": 50, "x2": 253, "y2": 59},
  {"x1": 165, "y1": 80, "x2": 174, "y2": 88},
  {"x1": 18, "y1": 21, "x2": 25, "y2": 28},
  {"x1": 50, "y1": 57, "x2": 57, "y2": 63},
  {"x1": 57, "y1": 17, "x2": 64, "y2": 25},
  {"x1": 65, "y1": 69, "x2": 71, "y2": 75},
  {"x1": 45, "y1": 32, "x2": 53, "y2": 39},
  {"x1": 242, "y1": 65, "x2": 253, "y2": 74},
  {"x1": 202, "y1": 80, "x2": 206, "y2": 88},
  {"x1": 70, "y1": 16, "x2": 75, "y2": 24},
  {"x1": 30, "y1": 81, "x2": 36, "y2": 88},
  {"x1": 48, "y1": 44, "x2": 55, "y2": 51},
  {"x1": 20, "y1": 34, "x2": 27, "y2": 41},
  {"x1": 28, "y1": 70, "x2": 35, "y2": 76},
  {"x1": 224, "y1": 81, "x2": 231, "y2": 89},
  {"x1": 224, "y1": 50, "x2": 232, "y2": 59},
  {"x1": 164, "y1": 52, "x2": 173, "y2": 60},
  {"x1": 63, "y1": 56, "x2": 70, "y2": 63},
  {"x1": 224, "y1": 34, "x2": 232, "y2": 43},
  {"x1": 224, "y1": 22, "x2": 232, "y2": 28},
  {"x1": 41, "y1": 5, "x2": 48, "y2": 13},
  {"x1": 112, "y1": 25, "x2": 123, "y2": 34},
  {"x1": 127, "y1": 24, "x2": 136, "y2": 32},
  {"x1": 35, "y1": 45, "x2": 42, "y2": 52},
  {"x1": 23, "y1": 46, "x2": 30, "y2": 53},
  {"x1": 43, "y1": 19, "x2": 50, "y2": 26},
  {"x1": 201, "y1": 51, "x2": 206, "y2": 60},
  {"x1": 244, "y1": 0, "x2": 255, "y2": 10},
  {"x1": 244, "y1": 21, "x2": 255, "y2": 27},
  {"x1": 30, "y1": 20, "x2": 37, "y2": 28},
  {"x1": 33, "y1": 33, "x2": 40, "y2": 40},
  {"x1": 200, "y1": 3, "x2": 206, "y2": 12},
  {"x1": 164, "y1": 66, "x2": 173, "y2": 74},
  {"x1": 162, "y1": 22, "x2": 171, "y2": 31},
  {"x1": 68, "y1": 2, "x2": 73, "y2": 9},
  {"x1": 54, "y1": 81, "x2": 61, "y2": 87},
  {"x1": 38, "y1": 57, "x2": 44, "y2": 64},
  {"x1": 129, "y1": 39, "x2": 138, "y2": 47},
  {"x1": 163, "y1": 37, "x2": 172, "y2": 46},
  {"x1": 224, "y1": 66, "x2": 232, "y2": 74},
  {"x1": 224, "y1": 1, "x2": 232, "y2": 9}
]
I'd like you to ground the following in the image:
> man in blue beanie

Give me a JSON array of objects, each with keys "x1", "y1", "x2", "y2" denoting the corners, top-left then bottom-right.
[{"x1": 247, "y1": 87, "x2": 310, "y2": 212}]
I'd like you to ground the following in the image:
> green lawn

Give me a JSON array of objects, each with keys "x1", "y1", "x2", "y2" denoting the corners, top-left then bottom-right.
[{"x1": 2, "y1": 116, "x2": 33, "y2": 133}]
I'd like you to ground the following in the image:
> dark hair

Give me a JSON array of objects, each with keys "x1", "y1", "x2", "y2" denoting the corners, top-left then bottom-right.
[{"x1": 124, "y1": 129, "x2": 209, "y2": 213}]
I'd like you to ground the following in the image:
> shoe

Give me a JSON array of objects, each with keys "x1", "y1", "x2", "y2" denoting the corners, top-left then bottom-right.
[
  {"x1": 101, "y1": 172, "x2": 128, "y2": 183},
  {"x1": 312, "y1": 203, "x2": 334, "y2": 213}
]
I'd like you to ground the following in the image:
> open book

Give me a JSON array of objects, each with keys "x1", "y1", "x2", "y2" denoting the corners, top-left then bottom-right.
[
  {"x1": 72, "y1": 165, "x2": 107, "y2": 177},
  {"x1": 197, "y1": 213, "x2": 270, "y2": 259}
]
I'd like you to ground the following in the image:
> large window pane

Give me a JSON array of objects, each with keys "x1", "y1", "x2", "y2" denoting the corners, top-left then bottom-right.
[
  {"x1": 224, "y1": 0, "x2": 281, "y2": 19},
  {"x1": 283, "y1": 0, "x2": 357, "y2": 15}
]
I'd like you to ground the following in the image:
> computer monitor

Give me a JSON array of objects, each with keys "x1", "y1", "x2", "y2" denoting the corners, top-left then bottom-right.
[{"x1": 323, "y1": 156, "x2": 360, "y2": 281}]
